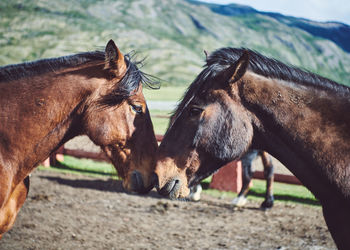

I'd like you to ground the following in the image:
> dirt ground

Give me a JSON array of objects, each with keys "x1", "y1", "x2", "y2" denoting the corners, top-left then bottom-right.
[{"x1": 1, "y1": 170, "x2": 336, "y2": 250}]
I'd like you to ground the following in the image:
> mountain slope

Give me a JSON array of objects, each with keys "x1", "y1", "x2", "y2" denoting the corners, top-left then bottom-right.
[
  {"x1": 0, "y1": 0, "x2": 349, "y2": 86},
  {"x1": 194, "y1": 0, "x2": 350, "y2": 53}
]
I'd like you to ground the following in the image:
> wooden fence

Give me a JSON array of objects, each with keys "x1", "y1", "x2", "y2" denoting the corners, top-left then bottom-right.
[{"x1": 44, "y1": 134, "x2": 301, "y2": 193}]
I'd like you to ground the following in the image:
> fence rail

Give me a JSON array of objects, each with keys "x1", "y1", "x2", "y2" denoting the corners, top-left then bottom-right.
[{"x1": 44, "y1": 133, "x2": 302, "y2": 193}]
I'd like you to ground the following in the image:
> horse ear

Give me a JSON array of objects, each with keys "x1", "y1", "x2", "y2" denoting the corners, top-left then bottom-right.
[
  {"x1": 204, "y1": 50, "x2": 209, "y2": 61},
  {"x1": 221, "y1": 50, "x2": 250, "y2": 86},
  {"x1": 229, "y1": 50, "x2": 249, "y2": 84},
  {"x1": 104, "y1": 39, "x2": 127, "y2": 76}
]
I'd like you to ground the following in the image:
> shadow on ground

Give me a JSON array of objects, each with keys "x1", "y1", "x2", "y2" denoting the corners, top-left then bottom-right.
[{"x1": 39, "y1": 174, "x2": 164, "y2": 199}]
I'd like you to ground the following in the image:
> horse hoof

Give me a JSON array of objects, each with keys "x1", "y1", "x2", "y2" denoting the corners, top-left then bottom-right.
[
  {"x1": 260, "y1": 200, "x2": 274, "y2": 210},
  {"x1": 260, "y1": 206, "x2": 272, "y2": 211},
  {"x1": 232, "y1": 196, "x2": 247, "y2": 207},
  {"x1": 188, "y1": 184, "x2": 202, "y2": 201}
]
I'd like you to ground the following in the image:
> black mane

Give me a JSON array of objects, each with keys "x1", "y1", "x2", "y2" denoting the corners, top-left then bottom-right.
[
  {"x1": 0, "y1": 50, "x2": 158, "y2": 106},
  {"x1": 171, "y1": 47, "x2": 350, "y2": 126},
  {"x1": 0, "y1": 51, "x2": 105, "y2": 82},
  {"x1": 206, "y1": 47, "x2": 347, "y2": 91}
]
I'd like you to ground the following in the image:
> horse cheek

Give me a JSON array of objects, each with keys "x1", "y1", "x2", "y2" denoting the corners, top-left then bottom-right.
[{"x1": 230, "y1": 113, "x2": 254, "y2": 159}]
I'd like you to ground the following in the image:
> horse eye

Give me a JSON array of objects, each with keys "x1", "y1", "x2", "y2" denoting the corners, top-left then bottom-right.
[
  {"x1": 189, "y1": 107, "x2": 203, "y2": 117},
  {"x1": 131, "y1": 104, "x2": 143, "y2": 114}
]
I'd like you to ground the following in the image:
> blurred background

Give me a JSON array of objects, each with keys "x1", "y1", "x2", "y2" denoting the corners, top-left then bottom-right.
[{"x1": 1, "y1": 0, "x2": 350, "y2": 86}]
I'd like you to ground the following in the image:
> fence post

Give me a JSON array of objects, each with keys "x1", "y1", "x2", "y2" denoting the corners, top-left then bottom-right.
[{"x1": 209, "y1": 161, "x2": 243, "y2": 193}]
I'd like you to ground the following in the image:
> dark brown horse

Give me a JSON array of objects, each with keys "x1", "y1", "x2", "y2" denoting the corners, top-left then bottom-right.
[
  {"x1": 154, "y1": 48, "x2": 350, "y2": 249},
  {"x1": 0, "y1": 40, "x2": 158, "y2": 238}
]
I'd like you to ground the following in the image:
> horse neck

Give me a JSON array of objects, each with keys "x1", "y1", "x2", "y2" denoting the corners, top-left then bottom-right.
[
  {"x1": 0, "y1": 64, "x2": 104, "y2": 179},
  {"x1": 240, "y1": 72, "x2": 350, "y2": 201}
]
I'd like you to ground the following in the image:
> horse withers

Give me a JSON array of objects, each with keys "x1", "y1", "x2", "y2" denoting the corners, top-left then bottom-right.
[
  {"x1": 154, "y1": 48, "x2": 350, "y2": 249},
  {"x1": 0, "y1": 40, "x2": 158, "y2": 238}
]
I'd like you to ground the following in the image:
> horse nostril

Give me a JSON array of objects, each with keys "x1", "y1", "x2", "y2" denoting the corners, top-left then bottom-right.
[
  {"x1": 168, "y1": 178, "x2": 181, "y2": 200},
  {"x1": 158, "y1": 177, "x2": 181, "y2": 198},
  {"x1": 151, "y1": 173, "x2": 159, "y2": 190}
]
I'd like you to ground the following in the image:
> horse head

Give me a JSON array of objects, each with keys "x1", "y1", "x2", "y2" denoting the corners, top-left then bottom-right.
[{"x1": 83, "y1": 40, "x2": 158, "y2": 193}]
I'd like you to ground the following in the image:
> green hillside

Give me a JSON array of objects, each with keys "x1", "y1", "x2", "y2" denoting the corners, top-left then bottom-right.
[{"x1": 1, "y1": 0, "x2": 350, "y2": 86}]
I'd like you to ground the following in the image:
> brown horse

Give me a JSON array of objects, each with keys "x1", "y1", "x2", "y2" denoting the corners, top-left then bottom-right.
[
  {"x1": 154, "y1": 48, "x2": 350, "y2": 249},
  {"x1": 0, "y1": 40, "x2": 158, "y2": 238}
]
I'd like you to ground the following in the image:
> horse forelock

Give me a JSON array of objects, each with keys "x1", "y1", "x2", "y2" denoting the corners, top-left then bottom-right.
[
  {"x1": 168, "y1": 57, "x2": 228, "y2": 132},
  {"x1": 98, "y1": 52, "x2": 159, "y2": 107}
]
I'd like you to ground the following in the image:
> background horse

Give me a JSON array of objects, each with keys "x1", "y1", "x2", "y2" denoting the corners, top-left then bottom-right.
[
  {"x1": 154, "y1": 48, "x2": 350, "y2": 248},
  {"x1": 232, "y1": 150, "x2": 274, "y2": 209},
  {"x1": 189, "y1": 150, "x2": 275, "y2": 210},
  {"x1": 0, "y1": 40, "x2": 158, "y2": 238}
]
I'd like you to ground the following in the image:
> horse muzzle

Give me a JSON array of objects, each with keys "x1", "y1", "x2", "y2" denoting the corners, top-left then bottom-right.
[
  {"x1": 126, "y1": 170, "x2": 154, "y2": 194},
  {"x1": 156, "y1": 177, "x2": 183, "y2": 200}
]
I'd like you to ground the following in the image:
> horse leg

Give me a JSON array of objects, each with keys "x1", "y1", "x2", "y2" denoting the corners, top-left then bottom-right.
[
  {"x1": 260, "y1": 151, "x2": 274, "y2": 210},
  {"x1": 322, "y1": 201, "x2": 350, "y2": 249},
  {"x1": 232, "y1": 150, "x2": 256, "y2": 207},
  {"x1": 0, "y1": 176, "x2": 30, "y2": 239}
]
